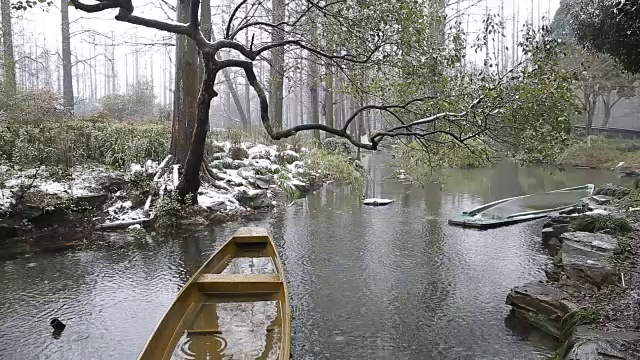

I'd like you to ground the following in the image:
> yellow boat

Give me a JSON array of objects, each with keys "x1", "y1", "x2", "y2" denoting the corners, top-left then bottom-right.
[{"x1": 138, "y1": 227, "x2": 291, "y2": 360}]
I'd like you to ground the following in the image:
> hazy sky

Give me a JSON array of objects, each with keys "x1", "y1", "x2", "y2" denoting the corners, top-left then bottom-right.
[{"x1": 15, "y1": 0, "x2": 561, "y2": 101}]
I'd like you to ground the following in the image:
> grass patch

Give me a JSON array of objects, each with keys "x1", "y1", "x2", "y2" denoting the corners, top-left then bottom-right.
[
  {"x1": 569, "y1": 214, "x2": 633, "y2": 235},
  {"x1": 558, "y1": 136, "x2": 640, "y2": 168}
]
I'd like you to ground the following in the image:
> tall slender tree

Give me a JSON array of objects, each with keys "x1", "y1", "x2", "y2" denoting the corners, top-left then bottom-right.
[
  {"x1": 60, "y1": 0, "x2": 73, "y2": 109},
  {"x1": 1, "y1": 0, "x2": 16, "y2": 95},
  {"x1": 269, "y1": 0, "x2": 285, "y2": 130}
]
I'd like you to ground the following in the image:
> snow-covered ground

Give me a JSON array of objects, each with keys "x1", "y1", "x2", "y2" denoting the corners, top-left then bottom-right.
[{"x1": 0, "y1": 141, "x2": 316, "y2": 227}]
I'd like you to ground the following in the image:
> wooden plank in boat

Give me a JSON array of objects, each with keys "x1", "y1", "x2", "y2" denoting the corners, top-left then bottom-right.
[
  {"x1": 197, "y1": 273, "x2": 282, "y2": 293},
  {"x1": 232, "y1": 227, "x2": 271, "y2": 243}
]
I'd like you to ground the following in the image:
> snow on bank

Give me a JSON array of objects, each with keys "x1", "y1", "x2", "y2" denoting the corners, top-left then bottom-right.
[
  {"x1": 3, "y1": 166, "x2": 116, "y2": 198},
  {"x1": 0, "y1": 188, "x2": 14, "y2": 212},
  {"x1": 2, "y1": 142, "x2": 317, "y2": 227}
]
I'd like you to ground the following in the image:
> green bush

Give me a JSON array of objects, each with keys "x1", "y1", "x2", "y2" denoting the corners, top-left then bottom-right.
[
  {"x1": 569, "y1": 214, "x2": 633, "y2": 234},
  {"x1": 0, "y1": 119, "x2": 170, "y2": 170},
  {"x1": 304, "y1": 147, "x2": 363, "y2": 186}
]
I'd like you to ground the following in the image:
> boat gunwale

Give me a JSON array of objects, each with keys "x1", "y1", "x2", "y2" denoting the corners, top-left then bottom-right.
[
  {"x1": 463, "y1": 184, "x2": 594, "y2": 217},
  {"x1": 136, "y1": 227, "x2": 291, "y2": 360}
]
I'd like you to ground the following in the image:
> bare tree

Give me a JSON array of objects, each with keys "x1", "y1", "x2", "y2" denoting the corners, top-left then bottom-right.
[
  {"x1": 61, "y1": 0, "x2": 74, "y2": 109},
  {"x1": 1, "y1": 0, "x2": 16, "y2": 95},
  {"x1": 68, "y1": 0, "x2": 510, "y2": 203}
]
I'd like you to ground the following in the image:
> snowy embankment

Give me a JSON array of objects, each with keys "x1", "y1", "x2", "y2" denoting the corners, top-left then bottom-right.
[{"x1": 1, "y1": 142, "x2": 317, "y2": 231}]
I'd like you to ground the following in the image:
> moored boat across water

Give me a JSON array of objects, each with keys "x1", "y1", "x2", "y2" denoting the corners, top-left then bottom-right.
[{"x1": 448, "y1": 184, "x2": 595, "y2": 229}]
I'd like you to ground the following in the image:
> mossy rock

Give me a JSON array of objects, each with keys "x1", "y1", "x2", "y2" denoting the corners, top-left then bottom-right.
[{"x1": 229, "y1": 147, "x2": 249, "y2": 160}]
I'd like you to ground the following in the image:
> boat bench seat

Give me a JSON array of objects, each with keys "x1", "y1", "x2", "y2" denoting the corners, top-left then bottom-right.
[{"x1": 197, "y1": 273, "x2": 282, "y2": 293}]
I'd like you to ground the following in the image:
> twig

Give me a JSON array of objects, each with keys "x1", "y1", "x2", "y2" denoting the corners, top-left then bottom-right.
[
  {"x1": 95, "y1": 218, "x2": 150, "y2": 230},
  {"x1": 153, "y1": 154, "x2": 173, "y2": 182}
]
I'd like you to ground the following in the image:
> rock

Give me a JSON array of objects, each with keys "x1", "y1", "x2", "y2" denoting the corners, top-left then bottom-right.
[
  {"x1": 234, "y1": 189, "x2": 271, "y2": 209},
  {"x1": 72, "y1": 193, "x2": 108, "y2": 208},
  {"x1": 542, "y1": 224, "x2": 570, "y2": 250},
  {"x1": 593, "y1": 184, "x2": 630, "y2": 199},
  {"x1": 96, "y1": 174, "x2": 128, "y2": 193},
  {"x1": 237, "y1": 167, "x2": 256, "y2": 181},
  {"x1": 211, "y1": 158, "x2": 243, "y2": 170},
  {"x1": 574, "y1": 327, "x2": 640, "y2": 342},
  {"x1": 275, "y1": 150, "x2": 300, "y2": 164},
  {"x1": 590, "y1": 195, "x2": 613, "y2": 206},
  {"x1": 229, "y1": 146, "x2": 249, "y2": 160},
  {"x1": 247, "y1": 145, "x2": 276, "y2": 160},
  {"x1": 505, "y1": 281, "x2": 576, "y2": 322},
  {"x1": 544, "y1": 215, "x2": 575, "y2": 228},
  {"x1": 558, "y1": 253, "x2": 618, "y2": 288},
  {"x1": 544, "y1": 267, "x2": 562, "y2": 282},
  {"x1": 209, "y1": 152, "x2": 228, "y2": 161},
  {"x1": 254, "y1": 175, "x2": 273, "y2": 189},
  {"x1": 566, "y1": 339, "x2": 627, "y2": 360},
  {"x1": 559, "y1": 232, "x2": 617, "y2": 258},
  {"x1": 556, "y1": 232, "x2": 618, "y2": 287},
  {"x1": 179, "y1": 216, "x2": 208, "y2": 226}
]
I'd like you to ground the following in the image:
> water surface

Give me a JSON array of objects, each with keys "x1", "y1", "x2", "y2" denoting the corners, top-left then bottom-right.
[{"x1": 0, "y1": 157, "x2": 627, "y2": 359}]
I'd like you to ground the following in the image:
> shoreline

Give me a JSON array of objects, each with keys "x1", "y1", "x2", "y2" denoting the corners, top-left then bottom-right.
[
  {"x1": 0, "y1": 141, "x2": 354, "y2": 259},
  {"x1": 505, "y1": 184, "x2": 640, "y2": 359}
]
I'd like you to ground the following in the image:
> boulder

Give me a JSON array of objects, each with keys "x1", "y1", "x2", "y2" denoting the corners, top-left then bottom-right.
[
  {"x1": 590, "y1": 195, "x2": 612, "y2": 206},
  {"x1": 211, "y1": 158, "x2": 244, "y2": 170},
  {"x1": 209, "y1": 152, "x2": 228, "y2": 161},
  {"x1": 558, "y1": 253, "x2": 618, "y2": 288},
  {"x1": 542, "y1": 223, "x2": 570, "y2": 255},
  {"x1": 566, "y1": 340, "x2": 626, "y2": 360},
  {"x1": 254, "y1": 175, "x2": 273, "y2": 189},
  {"x1": 593, "y1": 184, "x2": 630, "y2": 199},
  {"x1": 568, "y1": 327, "x2": 640, "y2": 359},
  {"x1": 275, "y1": 150, "x2": 300, "y2": 164},
  {"x1": 559, "y1": 232, "x2": 617, "y2": 258},
  {"x1": 505, "y1": 281, "x2": 576, "y2": 322},
  {"x1": 237, "y1": 167, "x2": 256, "y2": 181},
  {"x1": 96, "y1": 173, "x2": 128, "y2": 193},
  {"x1": 234, "y1": 189, "x2": 271, "y2": 209},
  {"x1": 229, "y1": 146, "x2": 249, "y2": 160}
]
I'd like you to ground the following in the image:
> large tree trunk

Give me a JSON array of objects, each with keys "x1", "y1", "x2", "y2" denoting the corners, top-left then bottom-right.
[
  {"x1": 61, "y1": 0, "x2": 74, "y2": 109},
  {"x1": 269, "y1": 0, "x2": 285, "y2": 131},
  {"x1": 1, "y1": 0, "x2": 15, "y2": 96},
  {"x1": 177, "y1": 59, "x2": 217, "y2": 204},
  {"x1": 170, "y1": 0, "x2": 199, "y2": 164}
]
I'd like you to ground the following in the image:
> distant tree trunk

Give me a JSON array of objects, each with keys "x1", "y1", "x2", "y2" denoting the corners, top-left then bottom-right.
[
  {"x1": 601, "y1": 92, "x2": 622, "y2": 127},
  {"x1": 244, "y1": 30, "x2": 251, "y2": 126},
  {"x1": 324, "y1": 63, "x2": 334, "y2": 138},
  {"x1": 585, "y1": 93, "x2": 598, "y2": 135},
  {"x1": 269, "y1": 0, "x2": 285, "y2": 130},
  {"x1": 1, "y1": 0, "x2": 15, "y2": 96},
  {"x1": 170, "y1": 0, "x2": 199, "y2": 164},
  {"x1": 61, "y1": 0, "x2": 73, "y2": 109},
  {"x1": 308, "y1": 55, "x2": 320, "y2": 140}
]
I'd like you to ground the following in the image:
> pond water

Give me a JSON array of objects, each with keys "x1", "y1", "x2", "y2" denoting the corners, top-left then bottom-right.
[{"x1": 0, "y1": 156, "x2": 628, "y2": 359}]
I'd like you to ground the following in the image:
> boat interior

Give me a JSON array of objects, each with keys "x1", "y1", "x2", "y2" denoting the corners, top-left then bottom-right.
[{"x1": 140, "y1": 228, "x2": 289, "y2": 360}]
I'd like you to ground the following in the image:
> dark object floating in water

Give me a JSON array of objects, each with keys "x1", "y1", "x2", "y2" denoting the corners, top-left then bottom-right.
[
  {"x1": 448, "y1": 184, "x2": 594, "y2": 229},
  {"x1": 363, "y1": 198, "x2": 394, "y2": 206},
  {"x1": 50, "y1": 317, "x2": 66, "y2": 338}
]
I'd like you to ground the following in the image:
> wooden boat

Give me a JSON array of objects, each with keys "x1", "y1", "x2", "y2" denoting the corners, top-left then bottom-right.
[
  {"x1": 448, "y1": 184, "x2": 594, "y2": 229},
  {"x1": 138, "y1": 227, "x2": 291, "y2": 360}
]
